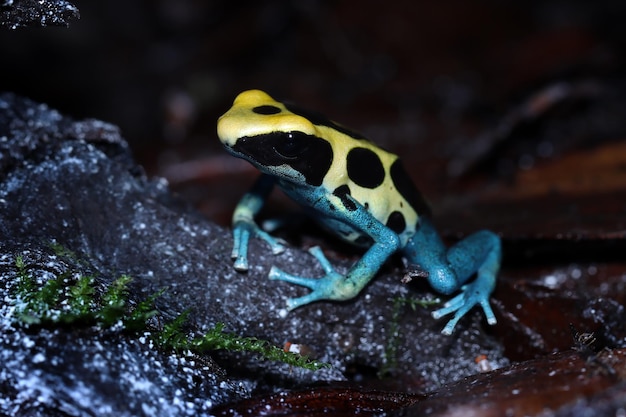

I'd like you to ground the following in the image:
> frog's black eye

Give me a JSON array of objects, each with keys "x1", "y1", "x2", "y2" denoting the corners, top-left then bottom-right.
[
  {"x1": 273, "y1": 132, "x2": 309, "y2": 159},
  {"x1": 253, "y1": 105, "x2": 281, "y2": 115}
]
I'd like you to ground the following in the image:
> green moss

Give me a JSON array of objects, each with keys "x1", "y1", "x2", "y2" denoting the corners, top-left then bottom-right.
[
  {"x1": 14, "y1": 256, "x2": 142, "y2": 327},
  {"x1": 11, "y1": 255, "x2": 328, "y2": 371},
  {"x1": 156, "y1": 313, "x2": 329, "y2": 370},
  {"x1": 48, "y1": 241, "x2": 80, "y2": 260},
  {"x1": 379, "y1": 295, "x2": 440, "y2": 378}
]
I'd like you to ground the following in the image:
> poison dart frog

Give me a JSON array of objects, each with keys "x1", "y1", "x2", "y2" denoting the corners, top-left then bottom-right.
[{"x1": 217, "y1": 90, "x2": 501, "y2": 334}]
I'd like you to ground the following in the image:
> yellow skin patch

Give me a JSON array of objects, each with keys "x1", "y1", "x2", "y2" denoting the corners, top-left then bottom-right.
[{"x1": 218, "y1": 90, "x2": 316, "y2": 147}]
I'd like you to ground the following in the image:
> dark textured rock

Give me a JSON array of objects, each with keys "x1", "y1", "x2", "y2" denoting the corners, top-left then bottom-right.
[
  {"x1": 0, "y1": 0, "x2": 79, "y2": 29},
  {"x1": 0, "y1": 94, "x2": 247, "y2": 415},
  {"x1": 0, "y1": 93, "x2": 506, "y2": 415}
]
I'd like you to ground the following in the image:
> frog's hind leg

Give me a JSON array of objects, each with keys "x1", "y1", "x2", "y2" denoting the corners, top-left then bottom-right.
[
  {"x1": 405, "y1": 218, "x2": 501, "y2": 334},
  {"x1": 433, "y1": 230, "x2": 500, "y2": 334}
]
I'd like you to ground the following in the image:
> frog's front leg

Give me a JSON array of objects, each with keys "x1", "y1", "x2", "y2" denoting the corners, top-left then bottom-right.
[
  {"x1": 405, "y1": 218, "x2": 501, "y2": 335},
  {"x1": 269, "y1": 193, "x2": 400, "y2": 309},
  {"x1": 230, "y1": 174, "x2": 286, "y2": 271}
]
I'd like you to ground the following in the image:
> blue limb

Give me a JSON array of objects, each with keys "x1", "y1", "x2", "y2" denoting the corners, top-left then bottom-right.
[
  {"x1": 270, "y1": 195, "x2": 401, "y2": 310},
  {"x1": 230, "y1": 174, "x2": 285, "y2": 271},
  {"x1": 405, "y1": 218, "x2": 501, "y2": 335},
  {"x1": 269, "y1": 246, "x2": 347, "y2": 309}
]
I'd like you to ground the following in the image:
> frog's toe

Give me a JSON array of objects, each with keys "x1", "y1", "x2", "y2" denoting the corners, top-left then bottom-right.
[
  {"x1": 269, "y1": 266, "x2": 320, "y2": 290},
  {"x1": 231, "y1": 232, "x2": 250, "y2": 272},
  {"x1": 270, "y1": 264, "x2": 355, "y2": 310},
  {"x1": 256, "y1": 230, "x2": 286, "y2": 254},
  {"x1": 285, "y1": 292, "x2": 326, "y2": 310},
  {"x1": 434, "y1": 302, "x2": 473, "y2": 336},
  {"x1": 282, "y1": 278, "x2": 351, "y2": 310},
  {"x1": 233, "y1": 256, "x2": 249, "y2": 272},
  {"x1": 433, "y1": 287, "x2": 497, "y2": 335},
  {"x1": 270, "y1": 267, "x2": 332, "y2": 310},
  {"x1": 231, "y1": 228, "x2": 248, "y2": 259}
]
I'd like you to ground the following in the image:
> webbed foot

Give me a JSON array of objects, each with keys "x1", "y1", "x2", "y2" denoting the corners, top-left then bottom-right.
[
  {"x1": 410, "y1": 222, "x2": 500, "y2": 335},
  {"x1": 432, "y1": 279, "x2": 497, "y2": 335},
  {"x1": 269, "y1": 246, "x2": 356, "y2": 309}
]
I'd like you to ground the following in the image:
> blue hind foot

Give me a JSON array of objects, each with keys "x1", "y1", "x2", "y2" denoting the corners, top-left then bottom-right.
[
  {"x1": 407, "y1": 222, "x2": 500, "y2": 334},
  {"x1": 432, "y1": 275, "x2": 497, "y2": 335}
]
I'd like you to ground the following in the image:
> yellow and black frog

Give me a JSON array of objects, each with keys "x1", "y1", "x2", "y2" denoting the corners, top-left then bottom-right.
[{"x1": 217, "y1": 90, "x2": 501, "y2": 334}]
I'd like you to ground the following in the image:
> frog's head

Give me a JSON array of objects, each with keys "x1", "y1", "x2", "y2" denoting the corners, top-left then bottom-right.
[{"x1": 217, "y1": 90, "x2": 333, "y2": 186}]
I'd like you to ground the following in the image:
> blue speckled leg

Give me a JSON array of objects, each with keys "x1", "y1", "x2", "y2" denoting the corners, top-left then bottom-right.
[
  {"x1": 404, "y1": 218, "x2": 501, "y2": 334},
  {"x1": 230, "y1": 174, "x2": 285, "y2": 271},
  {"x1": 270, "y1": 194, "x2": 401, "y2": 309}
]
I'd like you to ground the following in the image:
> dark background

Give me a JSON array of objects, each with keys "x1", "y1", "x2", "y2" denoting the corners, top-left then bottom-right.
[{"x1": 2, "y1": 0, "x2": 626, "y2": 229}]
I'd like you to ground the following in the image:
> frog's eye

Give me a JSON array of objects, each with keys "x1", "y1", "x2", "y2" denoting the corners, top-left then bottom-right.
[{"x1": 273, "y1": 132, "x2": 309, "y2": 159}]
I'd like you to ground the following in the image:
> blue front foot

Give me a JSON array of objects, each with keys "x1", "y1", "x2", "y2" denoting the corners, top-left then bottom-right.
[
  {"x1": 269, "y1": 246, "x2": 357, "y2": 309},
  {"x1": 232, "y1": 222, "x2": 285, "y2": 271}
]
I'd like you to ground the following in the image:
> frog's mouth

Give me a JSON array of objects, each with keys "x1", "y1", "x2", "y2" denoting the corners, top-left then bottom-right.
[
  {"x1": 221, "y1": 140, "x2": 304, "y2": 184},
  {"x1": 227, "y1": 133, "x2": 333, "y2": 187}
]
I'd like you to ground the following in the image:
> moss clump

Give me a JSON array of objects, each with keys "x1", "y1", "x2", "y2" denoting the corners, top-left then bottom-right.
[
  {"x1": 379, "y1": 295, "x2": 439, "y2": 378},
  {"x1": 156, "y1": 312, "x2": 329, "y2": 370},
  {"x1": 14, "y1": 256, "x2": 157, "y2": 328},
  {"x1": 12, "y1": 255, "x2": 328, "y2": 371}
]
